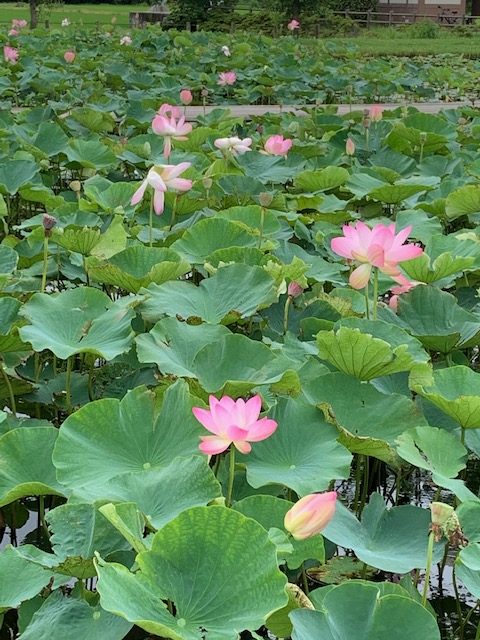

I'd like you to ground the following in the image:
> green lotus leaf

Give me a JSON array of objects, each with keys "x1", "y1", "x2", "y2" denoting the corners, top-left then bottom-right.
[
  {"x1": 66, "y1": 139, "x2": 117, "y2": 169},
  {"x1": 396, "y1": 426, "x2": 467, "y2": 477},
  {"x1": 86, "y1": 246, "x2": 190, "y2": 293},
  {"x1": 290, "y1": 581, "x2": 440, "y2": 640},
  {"x1": 266, "y1": 583, "x2": 313, "y2": 639},
  {"x1": 410, "y1": 365, "x2": 480, "y2": 429},
  {"x1": 234, "y1": 495, "x2": 325, "y2": 570},
  {"x1": 32, "y1": 122, "x2": 70, "y2": 157},
  {"x1": 0, "y1": 245, "x2": 18, "y2": 279},
  {"x1": 83, "y1": 177, "x2": 138, "y2": 212},
  {"x1": 96, "y1": 506, "x2": 288, "y2": 640},
  {"x1": 368, "y1": 183, "x2": 431, "y2": 205},
  {"x1": 19, "y1": 287, "x2": 135, "y2": 360},
  {"x1": 238, "y1": 397, "x2": 351, "y2": 496},
  {"x1": 20, "y1": 590, "x2": 132, "y2": 640},
  {"x1": 445, "y1": 184, "x2": 480, "y2": 220},
  {"x1": 217, "y1": 205, "x2": 286, "y2": 241},
  {"x1": 0, "y1": 160, "x2": 40, "y2": 195},
  {"x1": 50, "y1": 226, "x2": 102, "y2": 256},
  {"x1": 456, "y1": 543, "x2": 480, "y2": 600},
  {"x1": 294, "y1": 166, "x2": 349, "y2": 192},
  {"x1": 139, "y1": 263, "x2": 277, "y2": 324},
  {"x1": 401, "y1": 252, "x2": 474, "y2": 284},
  {"x1": 99, "y1": 502, "x2": 148, "y2": 554},
  {"x1": 323, "y1": 493, "x2": 443, "y2": 573},
  {"x1": 0, "y1": 546, "x2": 55, "y2": 614},
  {"x1": 53, "y1": 381, "x2": 204, "y2": 499},
  {"x1": 89, "y1": 215, "x2": 128, "y2": 260},
  {"x1": 0, "y1": 297, "x2": 21, "y2": 334},
  {"x1": 70, "y1": 107, "x2": 116, "y2": 133},
  {"x1": 0, "y1": 427, "x2": 65, "y2": 507},
  {"x1": 136, "y1": 318, "x2": 230, "y2": 377}
]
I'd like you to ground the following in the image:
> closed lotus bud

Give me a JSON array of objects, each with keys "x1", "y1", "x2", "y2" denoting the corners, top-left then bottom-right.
[
  {"x1": 288, "y1": 281, "x2": 304, "y2": 298},
  {"x1": 180, "y1": 89, "x2": 193, "y2": 106},
  {"x1": 346, "y1": 137, "x2": 355, "y2": 156},
  {"x1": 258, "y1": 192, "x2": 273, "y2": 207},
  {"x1": 284, "y1": 492, "x2": 337, "y2": 541},
  {"x1": 69, "y1": 180, "x2": 81, "y2": 193},
  {"x1": 42, "y1": 214, "x2": 57, "y2": 237}
]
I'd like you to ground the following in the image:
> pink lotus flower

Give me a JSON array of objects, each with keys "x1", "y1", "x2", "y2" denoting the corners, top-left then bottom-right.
[
  {"x1": 130, "y1": 163, "x2": 192, "y2": 216},
  {"x1": 389, "y1": 275, "x2": 420, "y2": 311},
  {"x1": 331, "y1": 221, "x2": 423, "y2": 290},
  {"x1": 3, "y1": 46, "x2": 18, "y2": 63},
  {"x1": 287, "y1": 19, "x2": 300, "y2": 31},
  {"x1": 12, "y1": 19, "x2": 27, "y2": 28},
  {"x1": 214, "y1": 136, "x2": 252, "y2": 156},
  {"x1": 370, "y1": 105, "x2": 383, "y2": 122},
  {"x1": 264, "y1": 135, "x2": 293, "y2": 157},
  {"x1": 64, "y1": 50, "x2": 75, "y2": 63},
  {"x1": 120, "y1": 35, "x2": 132, "y2": 46},
  {"x1": 152, "y1": 110, "x2": 192, "y2": 160},
  {"x1": 180, "y1": 89, "x2": 193, "y2": 105},
  {"x1": 346, "y1": 137, "x2": 355, "y2": 156},
  {"x1": 192, "y1": 395, "x2": 278, "y2": 455},
  {"x1": 218, "y1": 71, "x2": 236, "y2": 86},
  {"x1": 284, "y1": 492, "x2": 337, "y2": 540},
  {"x1": 157, "y1": 103, "x2": 182, "y2": 119},
  {"x1": 8, "y1": 29, "x2": 19, "y2": 37},
  {"x1": 288, "y1": 281, "x2": 303, "y2": 298}
]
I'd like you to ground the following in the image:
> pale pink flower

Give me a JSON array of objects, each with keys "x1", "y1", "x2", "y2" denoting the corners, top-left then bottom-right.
[
  {"x1": 130, "y1": 163, "x2": 192, "y2": 216},
  {"x1": 157, "y1": 103, "x2": 182, "y2": 119},
  {"x1": 284, "y1": 492, "x2": 337, "y2": 540},
  {"x1": 218, "y1": 71, "x2": 236, "y2": 86},
  {"x1": 64, "y1": 50, "x2": 75, "y2": 64},
  {"x1": 180, "y1": 89, "x2": 193, "y2": 105},
  {"x1": 264, "y1": 134, "x2": 293, "y2": 156},
  {"x1": 221, "y1": 45, "x2": 231, "y2": 57},
  {"x1": 120, "y1": 35, "x2": 132, "y2": 46},
  {"x1": 8, "y1": 29, "x2": 19, "y2": 37},
  {"x1": 214, "y1": 136, "x2": 252, "y2": 156},
  {"x1": 389, "y1": 275, "x2": 420, "y2": 311},
  {"x1": 192, "y1": 395, "x2": 278, "y2": 455},
  {"x1": 12, "y1": 19, "x2": 27, "y2": 29},
  {"x1": 370, "y1": 105, "x2": 383, "y2": 122},
  {"x1": 287, "y1": 19, "x2": 300, "y2": 31},
  {"x1": 288, "y1": 282, "x2": 303, "y2": 298},
  {"x1": 331, "y1": 221, "x2": 423, "y2": 290},
  {"x1": 3, "y1": 46, "x2": 18, "y2": 63},
  {"x1": 346, "y1": 137, "x2": 355, "y2": 156},
  {"x1": 152, "y1": 110, "x2": 192, "y2": 160}
]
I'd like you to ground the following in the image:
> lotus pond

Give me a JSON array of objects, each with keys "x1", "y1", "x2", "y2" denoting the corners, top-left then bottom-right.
[{"x1": 1, "y1": 22, "x2": 480, "y2": 640}]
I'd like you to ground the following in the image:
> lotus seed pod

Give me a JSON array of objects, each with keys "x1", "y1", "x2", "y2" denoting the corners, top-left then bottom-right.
[{"x1": 70, "y1": 180, "x2": 81, "y2": 193}]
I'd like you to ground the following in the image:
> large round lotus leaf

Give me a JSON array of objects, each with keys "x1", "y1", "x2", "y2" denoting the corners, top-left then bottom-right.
[
  {"x1": 290, "y1": 581, "x2": 440, "y2": 640},
  {"x1": 0, "y1": 159, "x2": 39, "y2": 195},
  {"x1": 410, "y1": 365, "x2": 480, "y2": 429},
  {"x1": 0, "y1": 427, "x2": 65, "y2": 507},
  {"x1": 96, "y1": 506, "x2": 288, "y2": 640},
  {"x1": 238, "y1": 397, "x2": 351, "y2": 496},
  {"x1": 139, "y1": 263, "x2": 277, "y2": 325},
  {"x1": 456, "y1": 543, "x2": 480, "y2": 599},
  {"x1": 234, "y1": 495, "x2": 325, "y2": 570},
  {"x1": 172, "y1": 217, "x2": 258, "y2": 263},
  {"x1": 317, "y1": 320, "x2": 428, "y2": 381},
  {"x1": 401, "y1": 252, "x2": 474, "y2": 285},
  {"x1": 396, "y1": 426, "x2": 467, "y2": 477},
  {"x1": 66, "y1": 139, "x2": 117, "y2": 169},
  {"x1": 97, "y1": 456, "x2": 222, "y2": 529},
  {"x1": 21, "y1": 590, "x2": 132, "y2": 640},
  {"x1": 51, "y1": 226, "x2": 102, "y2": 256},
  {"x1": 136, "y1": 317, "x2": 230, "y2": 378},
  {"x1": 303, "y1": 372, "x2": 426, "y2": 467},
  {"x1": 294, "y1": 166, "x2": 349, "y2": 192},
  {"x1": 19, "y1": 287, "x2": 135, "y2": 360},
  {"x1": 86, "y1": 246, "x2": 190, "y2": 293},
  {"x1": 0, "y1": 546, "x2": 54, "y2": 613},
  {"x1": 0, "y1": 246, "x2": 18, "y2": 277},
  {"x1": 53, "y1": 381, "x2": 204, "y2": 498},
  {"x1": 217, "y1": 205, "x2": 287, "y2": 240},
  {"x1": 323, "y1": 493, "x2": 443, "y2": 573}
]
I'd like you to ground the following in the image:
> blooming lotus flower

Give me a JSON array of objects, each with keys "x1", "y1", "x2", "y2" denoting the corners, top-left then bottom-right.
[
  {"x1": 12, "y1": 19, "x2": 27, "y2": 28},
  {"x1": 221, "y1": 45, "x2": 231, "y2": 57},
  {"x1": 61, "y1": 18, "x2": 70, "y2": 27},
  {"x1": 180, "y1": 88, "x2": 193, "y2": 105},
  {"x1": 214, "y1": 136, "x2": 252, "y2": 156},
  {"x1": 264, "y1": 134, "x2": 293, "y2": 156},
  {"x1": 370, "y1": 105, "x2": 383, "y2": 122},
  {"x1": 284, "y1": 492, "x2": 337, "y2": 540},
  {"x1": 3, "y1": 46, "x2": 18, "y2": 63},
  {"x1": 157, "y1": 103, "x2": 182, "y2": 119},
  {"x1": 218, "y1": 71, "x2": 236, "y2": 86},
  {"x1": 8, "y1": 29, "x2": 19, "y2": 37},
  {"x1": 192, "y1": 395, "x2": 278, "y2": 455},
  {"x1": 152, "y1": 110, "x2": 192, "y2": 160},
  {"x1": 331, "y1": 221, "x2": 423, "y2": 290},
  {"x1": 287, "y1": 19, "x2": 300, "y2": 31},
  {"x1": 130, "y1": 163, "x2": 192, "y2": 215},
  {"x1": 346, "y1": 137, "x2": 355, "y2": 156},
  {"x1": 389, "y1": 275, "x2": 420, "y2": 311},
  {"x1": 64, "y1": 50, "x2": 75, "y2": 63},
  {"x1": 120, "y1": 35, "x2": 132, "y2": 46}
]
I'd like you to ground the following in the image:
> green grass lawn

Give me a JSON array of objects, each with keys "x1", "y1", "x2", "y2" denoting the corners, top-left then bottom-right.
[
  {"x1": 327, "y1": 35, "x2": 480, "y2": 56},
  {"x1": 0, "y1": 2, "x2": 149, "y2": 26}
]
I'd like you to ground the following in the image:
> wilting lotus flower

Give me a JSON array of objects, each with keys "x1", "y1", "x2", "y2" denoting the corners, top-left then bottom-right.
[
  {"x1": 130, "y1": 163, "x2": 192, "y2": 215},
  {"x1": 214, "y1": 136, "x2": 252, "y2": 156},
  {"x1": 152, "y1": 109, "x2": 192, "y2": 160},
  {"x1": 331, "y1": 221, "x2": 423, "y2": 290},
  {"x1": 120, "y1": 35, "x2": 132, "y2": 46},
  {"x1": 389, "y1": 275, "x2": 420, "y2": 311},
  {"x1": 370, "y1": 105, "x2": 383, "y2": 122},
  {"x1": 12, "y1": 19, "x2": 28, "y2": 28},
  {"x1": 346, "y1": 137, "x2": 355, "y2": 156},
  {"x1": 3, "y1": 46, "x2": 18, "y2": 63},
  {"x1": 284, "y1": 492, "x2": 337, "y2": 540},
  {"x1": 218, "y1": 71, "x2": 236, "y2": 86},
  {"x1": 180, "y1": 88, "x2": 193, "y2": 105},
  {"x1": 221, "y1": 45, "x2": 231, "y2": 57},
  {"x1": 192, "y1": 395, "x2": 278, "y2": 455},
  {"x1": 264, "y1": 134, "x2": 293, "y2": 157},
  {"x1": 287, "y1": 19, "x2": 300, "y2": 31},
  {"x1": 61, "y1": 18, "x2": 70, "y2": 27},
  {"x1": 64, "y1": 50, "x2": 75, "y2": 63}
]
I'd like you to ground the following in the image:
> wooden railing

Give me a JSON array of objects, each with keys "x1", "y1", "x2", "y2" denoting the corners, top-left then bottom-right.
[{"x1": 323, "y1": 10, "x2": 476, "y2": 26}]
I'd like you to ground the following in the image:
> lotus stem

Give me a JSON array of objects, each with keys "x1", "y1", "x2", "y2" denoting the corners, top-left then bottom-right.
[
  {"x1": 38, "y1": 496, "x2": 49, "y2": 538},
  {"x1": 283, "y1": 296, "x2": 292, "y2": 335},
  {"x1": 169, "y1": 195, "x2": 178, "y2": 231},
  {"x1": 364, "y1": 282, "x2": 370, "y2": 320},
  {"x1": 65, "y1": 356, "x2": 73, "y2": 413},
  {"x1": 422, "y1": 530, "x2": 435, "y2": 607},
  {"x1": 148, "y1": 196, "x2": 154, "y2": 247},
  {"x1": 226, "y1": 448, "x2": 236, "y2": 508},
  {"x1": 0, "y1": 362, "x2": 16, "y2": 417},
  {"x1": 41, "y1": 235, "x2": 49, "y2": 293},
  {"x1": 258, "y1": 207, "x2": 265, "y2": 249},
  {"x1": 372, "y1": 269, "x2": 379, "y2": 320}
]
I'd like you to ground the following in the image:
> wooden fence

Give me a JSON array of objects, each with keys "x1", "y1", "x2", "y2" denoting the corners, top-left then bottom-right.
[{"x1": 323, "y1": 10, "x2": 477, "y2": 26}]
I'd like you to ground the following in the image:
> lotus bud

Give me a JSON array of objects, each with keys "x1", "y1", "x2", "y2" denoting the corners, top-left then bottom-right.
[
  {"x1": 288, "y1": 281, "x2": 304, "y2": 298},
  {"x1": 258, "y1": 192, "x2": 273, "y2": 207},
  {"x1": 180, "y1": 89, "x2": 193, "y2": 106},
  {"x1": 362, "y1": 108, "x2": 371, "y2": 129},
  {"x1": 69, "y1": 180, "x2": 81, "y2": 193},
  {"x1": 346, "y1": 138, "x2": 355, "y2": 156},
  {"x1": 284, "y1": 492, "x2": 337, "y2": 541},
  {"x1": 42, "y1": 214, "x2": 57, "y2": 237}
]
